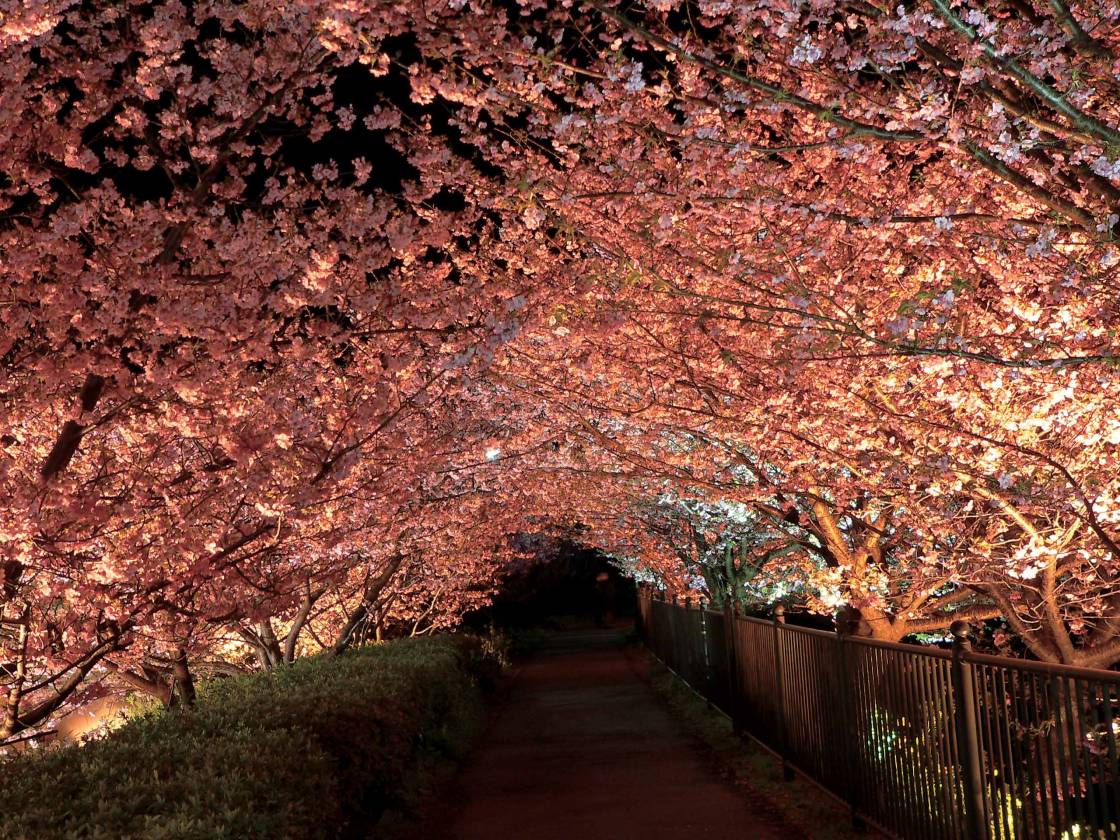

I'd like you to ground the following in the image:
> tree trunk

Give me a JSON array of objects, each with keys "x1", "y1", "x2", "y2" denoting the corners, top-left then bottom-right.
[
  {"x1": 171, "y1": 648, "x2": 195, "y2": 708},
  {"x1": 282, "y1": 581, "x2": 324, "y2": 664},
  {"x1": 258, "y1": 621, "x2": 283, "y2": 666},
  {"x1": 331, "y1": 555, "x2": 404, "y2": 655},
  {"x1": 0, "y1": 608, "x2": 30, "y2": 739},
  {"x1": 4, "y1": 637, "x2": 121, "y2": 738},
  {"x1": 105, "y1": 661, "x2": 173, "y2": 705}
]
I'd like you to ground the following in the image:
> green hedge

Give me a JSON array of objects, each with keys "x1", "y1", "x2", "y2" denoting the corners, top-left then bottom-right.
[{"x1": 0, "y1": 636, "x2": 494, "y2": 839}]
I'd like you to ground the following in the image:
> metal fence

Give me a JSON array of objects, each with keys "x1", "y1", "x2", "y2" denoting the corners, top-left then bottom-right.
[{"x1": 636, "y1": 590, "x2": 1120, "y2": 840}]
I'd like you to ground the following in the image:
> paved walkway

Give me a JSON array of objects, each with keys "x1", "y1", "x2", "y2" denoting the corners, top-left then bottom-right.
[{"x1": 431, "y1": 628, "x2": 784, "y2": 839}]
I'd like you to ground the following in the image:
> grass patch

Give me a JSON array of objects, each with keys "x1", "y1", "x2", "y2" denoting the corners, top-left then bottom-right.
[{"x1": 647, "y1": 658, "x2": 884, "y2": 840}]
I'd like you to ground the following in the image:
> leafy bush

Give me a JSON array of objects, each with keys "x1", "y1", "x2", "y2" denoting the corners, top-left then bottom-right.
[{"x1": 0, "y1": 636, "x2": 494, "y2": 839}]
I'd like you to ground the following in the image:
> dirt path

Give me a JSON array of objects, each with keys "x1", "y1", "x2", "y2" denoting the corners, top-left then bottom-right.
[{"x1": 429, "y1": 628, "x2": 788, "y2": 839}]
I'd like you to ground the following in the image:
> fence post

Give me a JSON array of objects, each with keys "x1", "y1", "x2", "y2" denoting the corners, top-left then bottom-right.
[
  {"x1": 671, "y1": 594, "x2": 680, "y2": 673},
  {"x1": 951, "y1": 620, "x2": 988, "y2": 840},
  {"x1": 698, "y1": 598, "x2": 710, "y2": 702},
  {"x1": 835, "y1": 608, "x2": 866, "y2": 831},
  {"x1": 773, "y1": 604, "x2": 794, "y2": 781},
  {"x1": 635, "y1": 584, "x2": 645, "y2": 642},
  {"x1": 656, "y1": 589, "x2": 666, "y2": 662},
  {"x1": 724, "y1": 599, "x2": 742, "y2": 735}
]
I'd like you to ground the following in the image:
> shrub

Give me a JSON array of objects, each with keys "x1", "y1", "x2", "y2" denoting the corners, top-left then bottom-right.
[{"x1": 0, "y1": 635, "x2": 494, "y2": 839}]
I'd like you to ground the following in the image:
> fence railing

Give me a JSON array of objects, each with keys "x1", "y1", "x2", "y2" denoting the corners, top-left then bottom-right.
[{"x1": 636, "y1": 589, "x2": 1120, "y2": 840}]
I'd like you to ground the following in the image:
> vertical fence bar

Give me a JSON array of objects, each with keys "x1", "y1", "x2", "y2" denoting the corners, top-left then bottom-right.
[
  {"x1": 698, "y1": 599, "x2": 711, "y2": 703},
  {"x1": 1073, "y1": 678, "x2": 1102, "y2": 835},
  {"x1": 952, "y1": 621, "x2": 990, "y2": 840},
  {"x1": 772, "y1": 605, "x2": 794, "y2": 781},
  {"x1": 635, "y1": 585, "x2": 647, "y2": 643},
  {"x1": 1098, "y1": 678, "x2": 1120, "y2": 839},
  {"x1": 725, "y1": 600, "x2": 742, "y2": 733},
  {"x1": 670, "y1": 593, "x2": 680, "y2": 675},
  {"x1": 835, "y1": 609, "x2": 866, "y2": 830}
]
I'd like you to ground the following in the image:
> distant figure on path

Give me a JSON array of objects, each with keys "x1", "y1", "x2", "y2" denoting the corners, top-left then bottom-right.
[{"x1": 593, "y1": 571, "x2": 616, "y2": 627}]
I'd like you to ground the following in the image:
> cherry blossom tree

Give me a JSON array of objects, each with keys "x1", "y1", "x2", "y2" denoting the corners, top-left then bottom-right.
[{"x1": 4, "y1": 0, "x2": 1120, "y2": 741}]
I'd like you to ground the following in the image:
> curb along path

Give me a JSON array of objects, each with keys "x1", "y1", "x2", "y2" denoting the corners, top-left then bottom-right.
[{"x1": 433, "y1": 629, "x2": 787, "y2": 839}]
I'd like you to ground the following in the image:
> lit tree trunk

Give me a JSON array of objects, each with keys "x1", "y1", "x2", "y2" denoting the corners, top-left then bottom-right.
[
  {"x1": 171, "y1": 648, "x2": 195, "y2": 708},
  {"x1": 104, "y1": 661, "x2": 173, "y2": 705},
  {"x1": 3, "y1": 637, "x2": 121, "y2": 738},
  {"x1": 0, "y1": 607, "x2": 30, "y2": 740},
  {"x1": 331, "y1": 555, "x2": 404, "y2": 655},
  {"x1": 282, "y1": 580, "x2": 325, "y2": 664}
]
